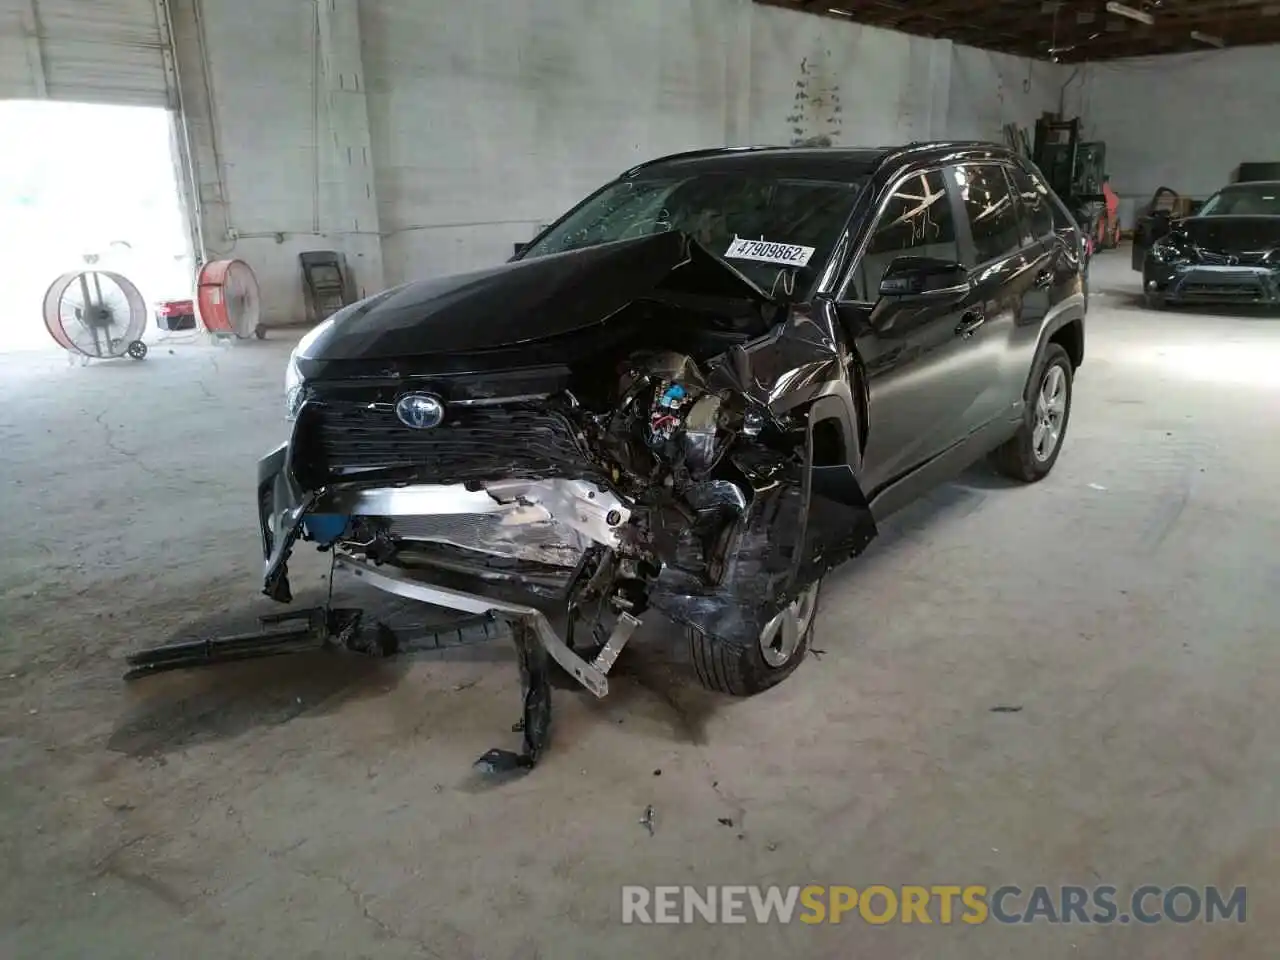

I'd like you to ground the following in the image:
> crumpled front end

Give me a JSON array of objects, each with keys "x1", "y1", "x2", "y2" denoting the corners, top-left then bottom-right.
[
  {"x1": 258, "y1": 238, "x2": 878, "y2": 700},
  {"x1": 260, "y1": 342, "x2": 874, "y2": 670},
  {"x1": 1145, "y1": 257, "x2": 1280, "y2": 305},
  {"x1": 1144, "y1": 220, "x2": 1280, "y2": 306}
]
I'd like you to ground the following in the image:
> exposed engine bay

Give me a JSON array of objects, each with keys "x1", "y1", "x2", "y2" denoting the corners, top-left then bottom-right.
[
  {"x1": 267, "y1": 343, "x2": 873, "y2": 647},
  {"x1": 253, "y1": 231, "x2": 879, "y2": 773}
]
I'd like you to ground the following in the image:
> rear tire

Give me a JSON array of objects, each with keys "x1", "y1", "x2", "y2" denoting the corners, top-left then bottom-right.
[
  {"x1": 687, "y1": 580, "x2": 821, "y2": 696},
  {"x1": 992, "y1": 343, "x2": 1073, "y2": 483}
]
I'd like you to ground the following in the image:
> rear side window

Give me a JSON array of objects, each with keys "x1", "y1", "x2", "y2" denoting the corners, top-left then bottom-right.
[
  {"x1": 1007, "y1": 164, "x2": 1055, "y2": 239},
  {"x1": 952, "y1": 164, "x2": 1024, "y2": 263},
  {"x1": 852, "y1": 170, "x2": 959, "y2": 301}
]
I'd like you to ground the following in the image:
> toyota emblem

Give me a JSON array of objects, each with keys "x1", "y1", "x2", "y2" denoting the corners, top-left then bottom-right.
[{"x1": 395, "y1": 393, "x2": 445, "y2": 430}]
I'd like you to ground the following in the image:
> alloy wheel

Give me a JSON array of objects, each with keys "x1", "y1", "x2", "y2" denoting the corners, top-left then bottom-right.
[
  {"x1": 758, "y1": 581, "x2": 820, "y2": 668},
  {"x1": 1032, "y1": 364, "x2": 1068, "y2": 463}
]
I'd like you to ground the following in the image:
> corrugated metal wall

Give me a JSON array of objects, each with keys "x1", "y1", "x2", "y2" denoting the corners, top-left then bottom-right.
[{"x1": 0, "y1": 0, "x2": 171, "y2": 106}]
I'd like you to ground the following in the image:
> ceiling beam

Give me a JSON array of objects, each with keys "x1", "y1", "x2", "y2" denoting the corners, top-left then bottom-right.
[{"x1": 760, "y1": 0, "x2": 1280, "y2": 61}]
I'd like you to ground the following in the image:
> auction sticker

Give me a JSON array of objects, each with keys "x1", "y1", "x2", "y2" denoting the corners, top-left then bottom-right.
[{"x1": 724, "y1": 237, "x2": 816, "y2": 267}]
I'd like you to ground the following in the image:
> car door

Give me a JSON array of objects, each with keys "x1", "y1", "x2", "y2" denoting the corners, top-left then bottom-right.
[
  {"x1": 833, "y1": 167, "x2": 988, "y2": 499},
  {"x1": 1007, "y1": 162, "x2": 1084, "y2": 379},
  {"x1": 947, "y1": 162, "x2": 1046, "y2": 430}
]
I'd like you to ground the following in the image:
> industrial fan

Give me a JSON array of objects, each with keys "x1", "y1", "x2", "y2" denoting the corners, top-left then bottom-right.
[
  {"x1": 197, "y1": 258, "x2": 264, "y2": 339},
  {"x1": 43, "y1": 270, "x2": 149, "y2": 361}
]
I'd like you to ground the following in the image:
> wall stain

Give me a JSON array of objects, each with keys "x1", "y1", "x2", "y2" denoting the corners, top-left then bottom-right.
[{"x1": 786, "y1": 49, "x2": 843, "y2": 145}]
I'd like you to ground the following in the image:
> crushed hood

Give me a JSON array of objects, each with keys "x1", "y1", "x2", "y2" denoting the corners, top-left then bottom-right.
[
  {"x1": 297, "y1": 232, "x2": 774, "y2": 362},
  {"x1": 1179, "y1": 216, "x2": 1280, "y2": 256}
]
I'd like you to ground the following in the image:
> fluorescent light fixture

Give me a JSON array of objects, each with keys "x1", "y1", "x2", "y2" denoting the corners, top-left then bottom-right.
[
  {"x1": 827, "y1": 7, "x2": 854, "y2": 15},
  {"x1": 1106, "y1": 1, "x2": 1155, "y2": 25},
  {"x1": 1191, "y1": 30, "x2": 1226, "y2": 47}
]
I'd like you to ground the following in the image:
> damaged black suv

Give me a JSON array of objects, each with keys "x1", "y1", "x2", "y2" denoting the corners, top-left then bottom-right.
[{"x1": 258, "y1": 142, "x2": 1086, "y2": 767}]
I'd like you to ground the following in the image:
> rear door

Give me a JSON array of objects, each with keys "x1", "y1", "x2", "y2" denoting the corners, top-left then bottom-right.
[
  {"x1": 948, "y1": 163, "x2": 1045, "y2": 429},
  {"x1": 834, "y1": 168, "x2": 986, "y2": 497},
  {"x1": 1008, "y1": 162, "x2": 1085, "y2": 364}
]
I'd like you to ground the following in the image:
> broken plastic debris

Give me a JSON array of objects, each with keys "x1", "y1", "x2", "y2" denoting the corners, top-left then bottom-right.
[{"x1": 640, "y1": 805, "x2": 656, "y2": 836}]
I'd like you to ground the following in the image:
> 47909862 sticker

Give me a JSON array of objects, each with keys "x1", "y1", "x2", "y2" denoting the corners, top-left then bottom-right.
[{"x1": 723, "y1": 236, "x2": 816, "y2": 268}]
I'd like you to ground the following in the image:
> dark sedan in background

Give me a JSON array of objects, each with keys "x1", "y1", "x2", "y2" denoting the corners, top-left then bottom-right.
[{"x1": 1137, "y1": 180, "x2": 1280, "y2": 310}]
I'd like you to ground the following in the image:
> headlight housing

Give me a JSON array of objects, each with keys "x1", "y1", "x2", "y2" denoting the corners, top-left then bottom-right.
[
  {"x1": 1151, "y1": 233, "x2": 1191, "y2": 263},
  {"x1": 285, "y1": 352, "x2": 305, "y2": 421}
]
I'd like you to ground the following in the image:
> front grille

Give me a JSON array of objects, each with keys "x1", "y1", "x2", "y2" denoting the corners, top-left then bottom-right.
[
  {"x1": 1181, "y1": 283, "x2": 1267, "y2": 300},
  {"x1": 1179, "y1": 275, "x2": 1268, "y2": 300},
  {"x1": 1197, "y1": 250, "x2": 1271, "y2": 266},
  {"x1": 301, "y1": 400, "x2": 601, "y2": 483}
]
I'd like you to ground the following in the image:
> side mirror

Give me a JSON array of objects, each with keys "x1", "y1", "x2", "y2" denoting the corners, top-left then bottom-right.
[
  {"x1": 512, "y1": 242, "x2": 530, "y2": 257},
  {"x1": 878, "y1": 256, "x2": 968, "y2": 298}
]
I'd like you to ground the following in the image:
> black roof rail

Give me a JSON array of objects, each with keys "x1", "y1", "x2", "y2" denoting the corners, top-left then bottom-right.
[
  {"x1": 873, "y1": 139, "x2": 1014, "y2": 167},
  {"x1": 622, "y1": 144, "x2": 788, "y2": 178},
  {"x1": 619, "y1": 140, "x2": 1013, "y2": 181}
]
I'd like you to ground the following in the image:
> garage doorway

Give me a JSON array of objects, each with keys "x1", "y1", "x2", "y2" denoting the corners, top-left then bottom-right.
[{"x1": 0, "y1": 100, "x2": 193, "y2": 354}]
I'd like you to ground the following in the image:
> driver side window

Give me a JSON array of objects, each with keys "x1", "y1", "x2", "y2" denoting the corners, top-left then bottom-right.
[{"x1": 853, "y1": 170, "x2": 959, "y2": 301}]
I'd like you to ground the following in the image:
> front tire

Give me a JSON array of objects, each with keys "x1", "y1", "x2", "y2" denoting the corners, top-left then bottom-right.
[
  {"x1": 992, "y1": 343, "x2": 1073, "y2": 483},
  {"x1": 687, "y1": 580, "x2": 821, "y2": 695}
]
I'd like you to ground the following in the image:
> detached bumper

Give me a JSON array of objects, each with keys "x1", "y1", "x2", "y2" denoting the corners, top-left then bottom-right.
[
  {"x1": 254, "y1": 442, "x2": 639, "y2": 697},
  {"x1": 1145, "y1": 262, "x2": 1280, "y2": 305},
  {"x1": 336, "y1": 555, "x2": 637, "y2": 698}
]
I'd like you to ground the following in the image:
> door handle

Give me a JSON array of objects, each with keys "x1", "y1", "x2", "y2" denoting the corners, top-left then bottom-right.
[
  {"x1": 955, "y1": 309, "x2": 985, "y2": 338},
  {"x1": 1035, "y1": 269, "x2": 1054, "y2": 289}
]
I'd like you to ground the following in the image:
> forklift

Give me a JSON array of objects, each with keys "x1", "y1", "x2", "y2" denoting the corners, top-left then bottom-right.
[{"x1": 1033, "y1": 116, "x2": 1120, "y2": 252}]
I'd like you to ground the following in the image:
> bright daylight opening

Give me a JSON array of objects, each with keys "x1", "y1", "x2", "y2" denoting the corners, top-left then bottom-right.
[{"x1": 0, "y1": 100, "x2": 192, "y2": 354}]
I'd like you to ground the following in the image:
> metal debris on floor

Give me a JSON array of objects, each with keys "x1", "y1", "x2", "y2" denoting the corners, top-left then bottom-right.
[{"x1": 123, "y1": 606, "x2": 366, "y2": 678}]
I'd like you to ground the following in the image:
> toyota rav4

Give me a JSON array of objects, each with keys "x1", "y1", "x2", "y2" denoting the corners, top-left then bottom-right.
[{"x1": 257, "y1": 142, "x2": 1086, "y2": 769}]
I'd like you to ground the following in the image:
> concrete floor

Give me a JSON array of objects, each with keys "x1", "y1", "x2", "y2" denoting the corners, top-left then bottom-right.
[{"x1": 1, "y1": 251, "x2": 1277, "y2": 958}]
